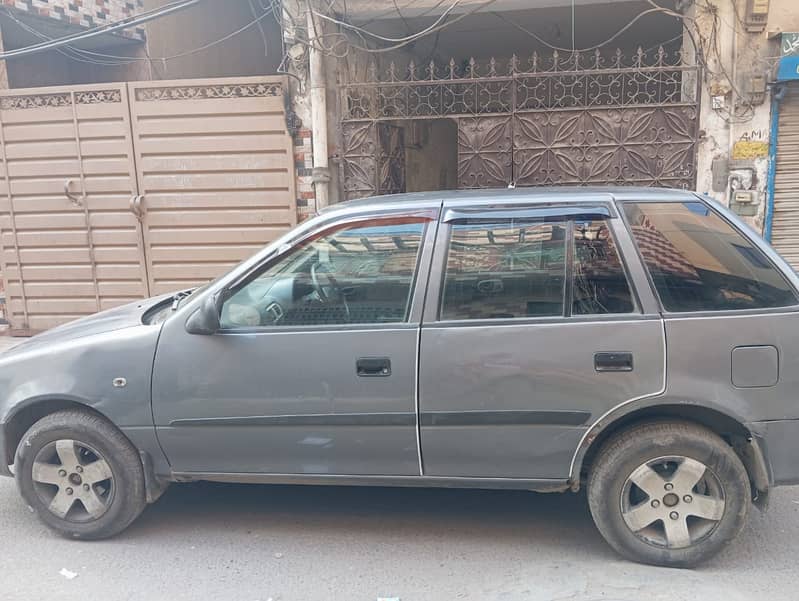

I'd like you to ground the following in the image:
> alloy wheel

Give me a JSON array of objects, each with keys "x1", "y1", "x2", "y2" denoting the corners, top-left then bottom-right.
[
  {"x1": 620, "y1": 455, "x2": 726, "y2": 549},
  {"x1": 30, "y1": 439, "x2": 114, "y2": 523}
]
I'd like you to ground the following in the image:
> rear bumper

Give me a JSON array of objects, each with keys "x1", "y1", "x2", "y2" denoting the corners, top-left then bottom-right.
[{"x1": 750, "y1": 419, "x2": 799, "y2": 486}]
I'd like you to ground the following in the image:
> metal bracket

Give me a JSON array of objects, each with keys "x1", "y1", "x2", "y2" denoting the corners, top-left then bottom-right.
[
  {"x1": 129, "y1": 194, "x2": 144, "y2": 220},
  {"x1": 64, "y1": 178, "x2": 82, "y2": 206}
]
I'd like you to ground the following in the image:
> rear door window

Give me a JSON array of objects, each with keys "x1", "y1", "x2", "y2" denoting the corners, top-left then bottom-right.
[
  {"x1": 622, "y1": 201, "x2": 798, "y2": 312},
  {"x1": 441, "y1": 219, "x2": 567, "y2": 320},
  {"x1": 572, "y1": 219, "x2": 635, "y2": 315},
  {"x1": 439, "y1": 214, "x2": 635, "y2": 320}
]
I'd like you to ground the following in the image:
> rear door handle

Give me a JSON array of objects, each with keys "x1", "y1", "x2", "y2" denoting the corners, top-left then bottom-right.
[
  {"x1": 357, "y1": 357, "x2": 391, "y2": 377},
  {"x1": 594, "y1": 352, "x2": 633, "y2": 372}
]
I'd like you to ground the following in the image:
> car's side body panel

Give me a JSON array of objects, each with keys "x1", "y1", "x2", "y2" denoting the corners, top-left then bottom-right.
[
  {"x1": 150, "y1": 205, "x2": 441, "y2": 477},
  {"x1": 152, "y1": 324, "x2": 422, "y2": 475},
  {"x1": 416, "y1": 196, "x2": 666, "y2": 479},
  {"x1": 418, "y1": 318, "x2": 665, "y2": 478},
  {"x1": 0, "y1": 311, "x2": 169, "y2": 475},
  {"x1": 664, "y1": 312, "x2": 799, "y2": 423}
]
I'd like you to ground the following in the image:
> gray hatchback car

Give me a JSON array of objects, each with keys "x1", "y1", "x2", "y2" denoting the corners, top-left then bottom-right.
[{"x1": 2, "y1": 187, "x2": 798, "y2": 567}]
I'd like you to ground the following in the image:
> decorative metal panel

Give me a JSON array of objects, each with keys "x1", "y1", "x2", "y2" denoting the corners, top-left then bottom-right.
[
  {"x1": 377, "y1": 124, "x2": 406, "y2": 195},
  {"x1": 342, "y1": 122, "x2": 406, "y2": 199},
  {"x1": 342, "y1": 121, "x2": 378, "y2": 199},
  {"x1": 343, "y1": 49, "x2": 697, "y2": 121},
  {"x1": 514, "y1": 106, "x2": 697, "y2": 188},
  {"x1": 458, "y1": 117, "x2": 513, "y2": 189},
  {"x1": 342, "y1": 48, "x2": 701, "y2": 194},
  {"x1": 134, "y1": 82, "x2": 283, "y2": 102}
]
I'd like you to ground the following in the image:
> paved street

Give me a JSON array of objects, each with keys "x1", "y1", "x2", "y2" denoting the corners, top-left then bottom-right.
[
  {"x1": 1, "y1": 468, "x2": 799, "y2": 599},
  {"x1": 1, "y1": 334, "x2": 799, "y2": 600}
]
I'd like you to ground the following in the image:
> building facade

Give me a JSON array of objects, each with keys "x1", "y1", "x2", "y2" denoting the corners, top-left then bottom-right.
[{"x1": 285, "y1": 0, "x2": 799, "y2": 241}]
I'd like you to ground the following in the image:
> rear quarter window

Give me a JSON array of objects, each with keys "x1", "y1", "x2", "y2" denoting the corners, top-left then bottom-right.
[{"x1": 622, "y1": 201, "x2": 798, "y2": 312}]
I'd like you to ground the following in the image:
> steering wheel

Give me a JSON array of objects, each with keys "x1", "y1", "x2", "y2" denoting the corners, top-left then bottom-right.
[
  {"x1": 311, "y1": 262, "x2": 350, "y2": 319},
  {"x1": 311, "y1": 262, "x2": 339, "y2": 302}
]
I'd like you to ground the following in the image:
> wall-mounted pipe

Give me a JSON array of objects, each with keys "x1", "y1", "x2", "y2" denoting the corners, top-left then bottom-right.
[
  {"x1": 306, "y1": 7, "x2": 330, "y2": 209},
  {"x1": 764, "y1": 84, "x2": 786, "y2": 242}
]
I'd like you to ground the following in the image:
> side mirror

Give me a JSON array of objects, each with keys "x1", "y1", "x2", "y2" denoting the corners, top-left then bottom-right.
[{"x1": 185, "y1": 291, "x2": 225, "y2": 335}]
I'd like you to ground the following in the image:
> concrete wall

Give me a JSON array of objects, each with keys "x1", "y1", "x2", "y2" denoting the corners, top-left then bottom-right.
[
  {"x1": 692, "y1": 0, "x2": 799, "y2": 233},
  {"x1": 405, "y1": 120, "x2": 458, "y2": 193},
  {"x1": 6, "y1": 45, "x2": 148, "y2": 89},
  {"x1": 143, "y1": 0, "x2": 282, "y2": 80}
]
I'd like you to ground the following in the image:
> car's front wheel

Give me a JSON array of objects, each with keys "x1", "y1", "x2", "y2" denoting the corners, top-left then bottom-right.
[
  {"x1": 14, "y1": 409, "x2": 146, "y2": 539},
  {"x1": 587, "y1": 421, "x2": 750, "y2": 568}
]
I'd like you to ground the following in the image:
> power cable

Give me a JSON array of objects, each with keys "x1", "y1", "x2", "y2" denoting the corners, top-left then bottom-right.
[
  {"x1": 312, "y1": 0, "x2": 462, "y2": 44},
  {"x1": 0, "y1": 0, "x2": 204, "y2": 61},
  {"x1": 3, "y1": 1, "x2": 279, "y2": 66},
  {"x1": 302, "y1": 0, "x2": 499, "y2": 55},
  {"x1": 249, "y1": 0, "x2": 271, "y2": 58},
  {"x1": 491, "y1": 6, "x2": 679, "y2": 54}
]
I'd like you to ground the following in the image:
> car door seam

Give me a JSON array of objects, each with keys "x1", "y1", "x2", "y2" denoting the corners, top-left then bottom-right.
[{"x1": 567, "y1": 317, "x2": 668, "y2": 480}]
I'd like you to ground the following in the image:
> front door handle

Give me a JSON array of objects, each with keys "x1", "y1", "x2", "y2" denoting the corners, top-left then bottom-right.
[
  {"x1": 594, "y1": 352, "x2": 633, "y2": 372},
  {"x1": 357, "y1": 357, "x2": 391, "y2": 377}
]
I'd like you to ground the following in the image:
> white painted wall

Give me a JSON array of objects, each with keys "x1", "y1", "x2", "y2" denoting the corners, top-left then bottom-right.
[{"x1": 691, "y1": 0, "x2": 799, "y2": 232}]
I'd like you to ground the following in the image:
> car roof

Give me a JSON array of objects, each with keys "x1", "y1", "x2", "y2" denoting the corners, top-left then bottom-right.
[{"x1": 328, "y1": 186, "x2": 699, "y2": 213}]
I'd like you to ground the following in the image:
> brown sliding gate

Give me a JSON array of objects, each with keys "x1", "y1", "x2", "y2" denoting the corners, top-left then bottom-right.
[
  {"x1": 341, "y1": 49, "x2": 701, "y2": 198},
  {"x1": 0, "y1": 76, "x2": 296, "y2": 333}
]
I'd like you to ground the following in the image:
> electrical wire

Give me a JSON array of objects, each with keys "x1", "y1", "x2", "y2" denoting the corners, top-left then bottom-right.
[
  {"x1": 491, "y1": 6, "x2": 679, "y2": 54},
  {"x1": 0, "y1": 0, "x2": 204, "y2": 60},
  {"x1": 249, "y1": 0, "x2": 270, "y2": 58},
  {"x1": 303, "y1": 0, "x2": 499, "y2": 55},
  {"x1": 312, "y1": 0, "x2": 462, "y2": 44},
  {"x1": 3, "y1": 0, "x2": 280, "y2": 66}
]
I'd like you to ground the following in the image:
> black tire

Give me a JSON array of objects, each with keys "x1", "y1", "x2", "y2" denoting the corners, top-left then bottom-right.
[
  {"x1": 587, "y1": 420, "x2": 750, "y2": 568},
  {"x1": 14, "y1": 409, "x2": 146, "y2": 540}
]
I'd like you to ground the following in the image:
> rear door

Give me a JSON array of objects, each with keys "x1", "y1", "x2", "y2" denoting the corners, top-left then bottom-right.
[{"x1": 418, "y1": 198, "x2": 665, "y2": 479}]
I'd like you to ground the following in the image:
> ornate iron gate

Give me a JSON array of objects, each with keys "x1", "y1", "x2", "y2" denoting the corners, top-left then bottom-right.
[
  {"x1": 341, "y1": 121, "x2": 406, "y2": 199},
  {"x1": 341, "y1": 48, "x2": 701, "y2": 198}
]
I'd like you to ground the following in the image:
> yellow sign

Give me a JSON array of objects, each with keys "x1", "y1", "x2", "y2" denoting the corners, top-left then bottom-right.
[{"x1": 732, "y1": 141, "x2": 769, "y2": 160}]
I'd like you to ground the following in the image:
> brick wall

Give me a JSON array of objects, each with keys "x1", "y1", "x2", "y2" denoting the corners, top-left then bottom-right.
[
  {"x1": 4, "y1": 0, "x2": 145, "y2": 40},
  {"x1": 293, "y1": 127, "x2": 316, "y2": 221}
]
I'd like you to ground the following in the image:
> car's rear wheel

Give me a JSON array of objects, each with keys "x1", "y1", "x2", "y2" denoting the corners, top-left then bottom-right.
[
  {"x1": 14, "y1": 409, "x2": 146, "y2": 539},
  {"x1": 587, "y1": 421, "x2": 750, "y2": 568}
]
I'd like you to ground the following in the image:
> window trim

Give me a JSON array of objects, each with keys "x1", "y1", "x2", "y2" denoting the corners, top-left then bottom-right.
[
  {"x1": 434, "y1": 214, "x2": 640, "y2": 324},
  {"x1": 442, "y1": 205, "x2": 612, "y2": 224},
  {"x1": 218, "y1": 215, "x2": 435, "y2": 332},
  {"x1": 617, "y1": 198, "x2": 799, "y2": 316}
]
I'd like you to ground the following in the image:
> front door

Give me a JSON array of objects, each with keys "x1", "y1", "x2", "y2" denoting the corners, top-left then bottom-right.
[
  {"x1": 419, "y1": 201, "x2": 665, "y2": 479},
  {"x1": 152, "y1": 212, "x2": 436, "y2": 476}
]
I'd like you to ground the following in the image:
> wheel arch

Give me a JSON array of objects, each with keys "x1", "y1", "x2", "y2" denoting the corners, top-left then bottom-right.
[
  {"x1": 2, "y1": 396, "x2": 168, "y2": 503},
  {"x1": 2, "y1": 396, "x2": 112, "y2": 469},
  {"x1": 572, "y1": 401, "x2": 771, "y2": 505}
]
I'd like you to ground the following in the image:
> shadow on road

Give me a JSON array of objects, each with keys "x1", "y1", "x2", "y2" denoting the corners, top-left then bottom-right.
[{"x1": 128, "y1": 481, "x2": 614, "y2": 556}]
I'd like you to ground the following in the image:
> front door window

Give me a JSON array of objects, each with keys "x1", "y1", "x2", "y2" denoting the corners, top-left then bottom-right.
[{"x1": 220, "y1": 219, "x2": 427, "y2": 328}]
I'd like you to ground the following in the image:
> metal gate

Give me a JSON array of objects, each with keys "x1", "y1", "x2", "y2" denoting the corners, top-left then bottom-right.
[
  {"x1": 770, "y1": 82, "x2": 799, "y2": 268},
  {"x1": 341, "y1": 49, "x2": 701, "y2": 198},
  {"x1": 341, "y1": 121, "x2": 406, "y2": 199},
  {"x1": 0, "y1": 76, "x2": 295, "y2": 333}
]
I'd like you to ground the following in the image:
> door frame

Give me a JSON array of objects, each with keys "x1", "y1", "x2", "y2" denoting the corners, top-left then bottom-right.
[
  {"x1": 422, "y1": 194, "x2": 663, "y2": 325},
  {"x1": 417, "y1": 194, "x2": 666, "y2": 478},
  {"x1": 153, "y1": 200, "x2": 442, "y2": 476}
]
